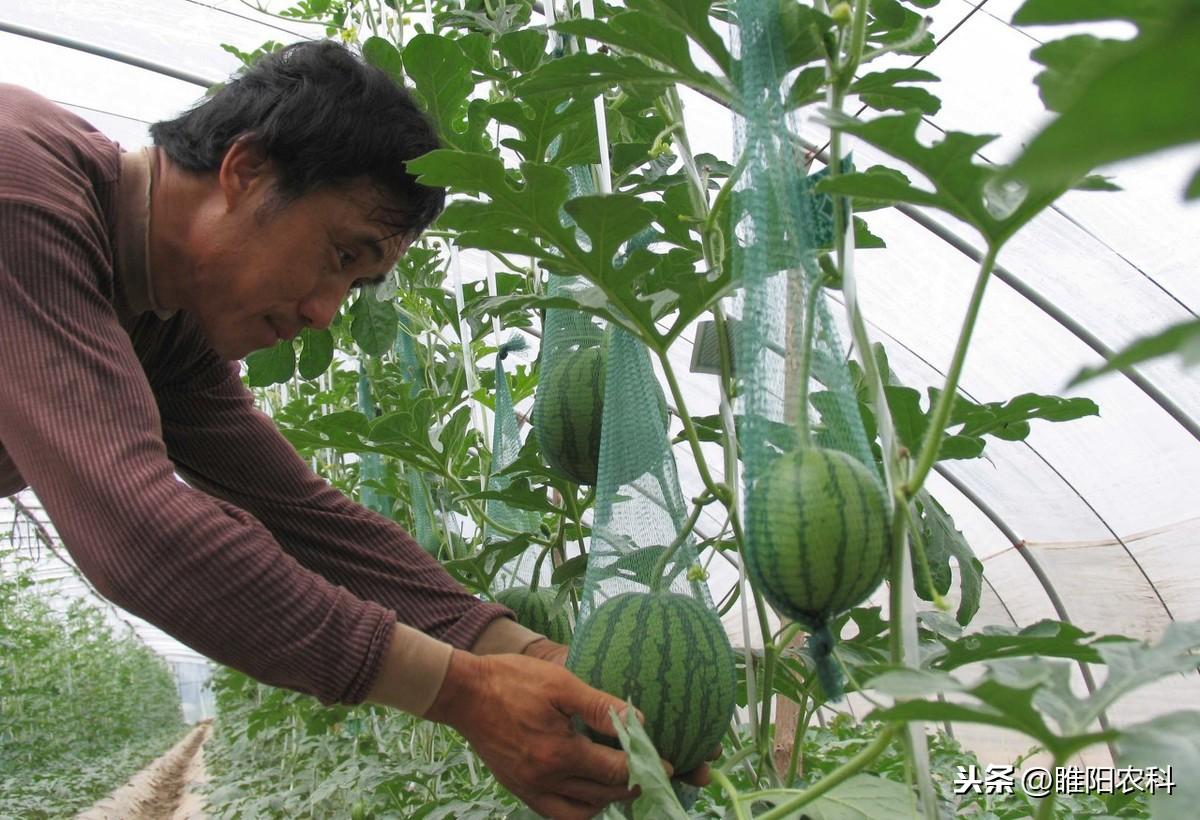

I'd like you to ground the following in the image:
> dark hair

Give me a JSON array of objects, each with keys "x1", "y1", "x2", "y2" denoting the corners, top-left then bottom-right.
[{"x1": 150, "y1": 40, "x2": 444, "y2": 236}]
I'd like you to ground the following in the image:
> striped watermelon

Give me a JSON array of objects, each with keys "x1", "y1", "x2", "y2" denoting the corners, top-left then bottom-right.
[
  {"x1": 496, "y1": 586, "x2": 572, "y2": 644},
  {"x1": 536, "y1": 346, "x2": 605, "y2": 485},
  {"x1": 567, "y1": 591, "x2": 735, "y2": 774},
  {"x1": 745, "y1": 447, "x2": 890, "y2": 628},
  {"x1": 535, "y1": 346, "x2": 668, "y2": 487}
]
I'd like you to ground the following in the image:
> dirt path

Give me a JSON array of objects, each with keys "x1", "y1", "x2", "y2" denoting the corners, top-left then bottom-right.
[{"x1": 76, "y1": 721, "x2": 211, "y2": 820}]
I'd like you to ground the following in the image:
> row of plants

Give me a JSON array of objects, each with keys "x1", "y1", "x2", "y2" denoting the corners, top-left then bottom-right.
[
  {"x1": 210, "y1": 657, "x2": 1149, "y2": 819},
  {"x1": 0, "y1": 544, "x2": 185, "y2": 818},
  {"x1": 205, "y1": 0, "x2": 1200, "y2": 817}
]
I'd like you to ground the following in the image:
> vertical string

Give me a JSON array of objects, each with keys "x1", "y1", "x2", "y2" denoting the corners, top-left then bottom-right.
[
  {"x1": 450, "y1": 244, "x2": 488, "y2": 490},
  {"x1": 576, "y1": 0, "x2": 613, "y2": 194}
]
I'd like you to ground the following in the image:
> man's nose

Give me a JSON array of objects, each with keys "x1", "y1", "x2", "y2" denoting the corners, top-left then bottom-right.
[{"x1": 298, "y1": 281, "x2": 349, "y2": 331}]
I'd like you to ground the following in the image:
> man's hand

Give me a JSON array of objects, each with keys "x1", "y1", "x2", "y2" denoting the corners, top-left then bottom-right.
[
  {"x1": 519, "y1": 638, "x2": 720, "y2": 791},
  {"x1": 522, "y1": 636, "x2": 569, "y2": 666},
  {"x1": 425, "y1": 650, "x2": 663, "y2": 819}
]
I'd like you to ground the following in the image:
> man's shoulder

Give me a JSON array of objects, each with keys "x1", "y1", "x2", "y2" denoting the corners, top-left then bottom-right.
[{"x1": 0, "y1": 84, "x2": 120, "y2": 210}]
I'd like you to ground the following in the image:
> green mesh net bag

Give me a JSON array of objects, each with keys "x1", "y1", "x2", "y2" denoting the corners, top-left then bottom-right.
[
  {"x1": 535, "y1": 172, "x2": 736, "y2": 791},
  {"x1": 394, "y1": 325, "x2": 441, "y2": 556},
  {"x1": 732, "y1": 0, "x2": 891, "y2": 700},
  {"x1": 530, "y1": 167, "x2": 609, "y2": 488},
  {"x1": 487, "y1": 340, "x2": 549, "y2": 588},
  {"x1": 356, "y1": 367, "x2": 392, "y2": 517}
]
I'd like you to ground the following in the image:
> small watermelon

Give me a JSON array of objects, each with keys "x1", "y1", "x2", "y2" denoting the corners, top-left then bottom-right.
[
  {"x1": 567, "y1": 591, "x2": 735, "y2": 774},
  {"x1": 534, "y1": 346, "x2": 668, "y2": 487},
  {"x1": 496, "y1": 586, "x2": 572, "y2": 644},
  {"x1": 535, "y1": 347, "x2": 606, "y2": 485},
  {"x1": 745, "y1": 447, "x2": 890, "y2": 627}
]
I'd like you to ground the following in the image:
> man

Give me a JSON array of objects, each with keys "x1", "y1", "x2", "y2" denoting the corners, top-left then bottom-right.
[{"x1": 0, "y1": 41, "x2": 705, "y2": 819}]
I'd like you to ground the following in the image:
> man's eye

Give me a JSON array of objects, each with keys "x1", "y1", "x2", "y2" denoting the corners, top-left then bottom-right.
[{"x1": 337, "y1": 248, "x2": 356, "y2": 268}]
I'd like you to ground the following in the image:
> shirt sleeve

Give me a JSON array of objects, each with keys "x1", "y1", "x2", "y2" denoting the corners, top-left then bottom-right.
[
  {"x1": 0, "y1": 200, "x2": 396, "y2": 705},
  {"x1": 148, "y1": 324, "x2": 530, "y2": 655}
]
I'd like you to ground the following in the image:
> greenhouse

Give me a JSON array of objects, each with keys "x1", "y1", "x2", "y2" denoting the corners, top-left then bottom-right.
[{"x1": 1, "y1": 0, "x2": 1197, "y2": 817}]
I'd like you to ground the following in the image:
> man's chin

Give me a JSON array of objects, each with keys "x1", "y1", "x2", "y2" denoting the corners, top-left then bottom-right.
[{"x1": 211, "y1": 339, "x2": 255, "y2": 362}]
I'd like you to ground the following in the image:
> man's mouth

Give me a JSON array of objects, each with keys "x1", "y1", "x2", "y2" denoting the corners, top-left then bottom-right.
[{"x1": 267, "y1": 317, "x2": 299, "y2": 342}]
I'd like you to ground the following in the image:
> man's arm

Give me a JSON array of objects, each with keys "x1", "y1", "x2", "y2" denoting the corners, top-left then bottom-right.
[{"x1": 151, "y1": 334, "x2": 542, "y2": 664}]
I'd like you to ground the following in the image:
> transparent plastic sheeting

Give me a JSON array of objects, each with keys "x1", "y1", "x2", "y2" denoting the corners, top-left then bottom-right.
[{"x1": 3, "y1": 0, "x2": 1198, "y2": 769}]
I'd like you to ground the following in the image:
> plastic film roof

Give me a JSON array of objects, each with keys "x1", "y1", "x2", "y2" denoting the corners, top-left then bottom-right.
[{"x1": 1, "y1": 0, "x2": 1197, "y2": 766}]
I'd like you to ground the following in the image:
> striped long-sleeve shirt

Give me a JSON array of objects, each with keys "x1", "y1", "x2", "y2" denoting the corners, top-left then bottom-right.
[{"x1": 0, "y1": 84, "x2": 538, "y2": 711}]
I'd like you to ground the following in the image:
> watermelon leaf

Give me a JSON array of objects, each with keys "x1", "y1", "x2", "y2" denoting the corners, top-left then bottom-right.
[
  {"x1": 1046, "y1": 620, "x2": 1200, "y2": 735},
  {"x1": 512, "y1": 53, "x2": 686, "y2": 100},
  {"x1": 928, "y1": 619, "x2": 1123, "y2": 671},
  {"x1": 495, "y1": 28, "x2": 548, "y2": 74},
  {"x1": 460, "y1": 479, "x2": 562, "y2": 515},
  {"x1": 349, "y1": 290, "x2": 398, "y2": 357},
  {"x1": 943, "y1": 390, "x2": 1099, "y2": 440},
  {"x1": 850, "y1": 68, "x2": 942, "y2": 115},
  {"x1": 606, "y1": 704, "x2": 689, "y2": 820},
  {"x1": 913, "y1": 490, "x2": 981, "y2": 625},
  {"x1": 245, "y1": 340, "x2": 296, "y2": 387},
  {"x1": 551, "y1": 554, "x2": 589, "y2": 586},
  {"x1": 1006, "y1": 3, "x2": 1200, "y2": 201},
  {"x1": 626, "y1": 0, "x2": 733, "y2": 75},
  {"x1": 1068, "y1": 318, "x2": 1200, "y2": 386},
  {"x1": 402, "y1": 34, "x2": 485, "y2": 153},
  {"x1": 756, "y1": 773, "x2": 916, "y2": 820},
  {"x1": 1114, "y1": 712, "x2": 1200, "y2": 820},
  {"x1": 552, "y1": 14, "x2": 724, "y2": 94},
  {"x1": 361, "y1": 36, "x2": 403, "y2": 85},
  {"x1": 297, "y1": 328, "x2": 334, "y2": 380},
  {"x1": 443, "y1": 536, "x2": 534, "y2": 592},
  {"x1": 868, "y1": 659, "x2": 1111, "y2": 759},
  {"x1": 815, "y1": 112, "x2": 1065, "y2": 248},
  {"x1": 490, "y1": 94, "x2": 598, "y2": 167},
  {"x1": 873, "y1": 624, "x2": 1200, "y2": 759}
]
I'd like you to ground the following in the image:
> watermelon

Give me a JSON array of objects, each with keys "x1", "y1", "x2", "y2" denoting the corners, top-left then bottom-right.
[
  {"x1": 536, "y1": 346, "x2": 606, "y2": 485},
  {"x1": 745, "y1": 447, "x2": 890, "y2": 628},
  {"x1": 496, "y1": 586, "x2": 572, "y2": 644},
  {"x1": 567, "y1": 591, "x2": 735, "y2": 774},
  {"x1": 534, "y1": 346, "x2": 668, "y2": 487}
]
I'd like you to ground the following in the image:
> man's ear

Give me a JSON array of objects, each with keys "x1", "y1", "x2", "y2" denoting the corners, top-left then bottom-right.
[{"x1": 218, "y1": 137, "x2": 271, "y2": 211}]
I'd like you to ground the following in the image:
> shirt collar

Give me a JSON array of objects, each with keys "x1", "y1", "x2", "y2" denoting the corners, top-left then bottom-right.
[{"x1": 116, "y1": 146, "x2": 175, "y2": 320}]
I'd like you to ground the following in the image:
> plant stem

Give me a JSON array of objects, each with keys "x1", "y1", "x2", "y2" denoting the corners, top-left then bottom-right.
[
  {"x1": 656, "y1": 351, "x2": 724, "y2": 501},
  {"x1": 563, "y1": 487, "x2": 589, "y2": 558},
  {"x1": 710, "y1": 769, "x2": 750, "y2": 820},
  {"x1": 905, "y1": 244, "x2": 1000, "y2": 496},
  {"x1": 529, "y1": 541, "x2": 554, "y2": 593},
  {"x1": 886, "y1": 499, "x2": 910, "y2": 664},
  {"x1": 755, "y1": 724, "x2": 899, "y2": 820},
  {"x1": 649, "y1": 495, "x2": 709, "y2": 592},
  {"x1": 1034, "y1": 759, "x2": 1063, "y2": 820}
]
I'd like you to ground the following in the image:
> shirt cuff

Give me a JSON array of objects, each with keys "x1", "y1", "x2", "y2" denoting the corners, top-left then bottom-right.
[
  {"x1": 469, "y1": 616, "x2": 546, "y2": 656},
  {"x1": 388, "y1": 622, "x2": 455, "y2": 717}
]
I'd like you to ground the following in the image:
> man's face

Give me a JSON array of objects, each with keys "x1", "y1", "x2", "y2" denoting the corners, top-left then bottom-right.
[{"x1": 188, "y1": 143, "x2": 410, "y2": 361}]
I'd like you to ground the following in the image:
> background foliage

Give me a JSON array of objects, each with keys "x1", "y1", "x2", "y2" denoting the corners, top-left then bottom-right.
[{"x1": 0, "y1": 555, "x2": 184, "y2": 818}]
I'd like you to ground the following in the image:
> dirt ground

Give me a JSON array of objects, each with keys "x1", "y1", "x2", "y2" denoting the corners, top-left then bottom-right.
[{"x1": 76, "y1": 721, "x2": 211, "y2": 820}]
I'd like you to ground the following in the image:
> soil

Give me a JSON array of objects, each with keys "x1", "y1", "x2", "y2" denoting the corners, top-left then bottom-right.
[{"x1": 76, "y1": 720, "x2": 211, "y2": 820}]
